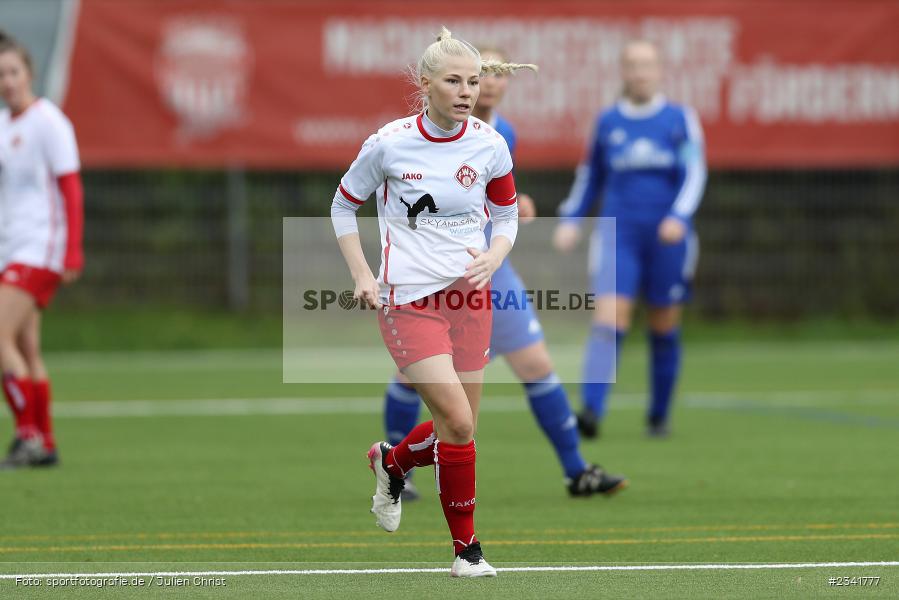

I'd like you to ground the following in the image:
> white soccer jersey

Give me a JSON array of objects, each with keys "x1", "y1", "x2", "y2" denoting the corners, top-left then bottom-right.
[
  {"x1": 0, "y1": 98, "x2": 80, "y2": 273},
  {"x1": 334, "y1": 113, "x2": 517, "y2": 305}
]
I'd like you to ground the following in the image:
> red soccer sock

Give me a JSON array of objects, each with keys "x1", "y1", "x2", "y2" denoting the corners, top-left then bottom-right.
[
  {"x1": 435, "y1": 439, "x2": 478, "y2": 555},
  {"x1": 386, "y1": 420, "x2": 436, "y2": 476},
  {"x1": 32, "y1": 380, "x2": 55, "y2": 451},
  {"x1": 2, "y1": 373, "x2": 39, "y2": 439}
]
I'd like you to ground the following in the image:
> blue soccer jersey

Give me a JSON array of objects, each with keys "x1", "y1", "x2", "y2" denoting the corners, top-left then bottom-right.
[
  {"x1": 486, "y1": 113, "x2": 544, "y2": 356},
  {"x1": 559, "y1": 95, "x2": 707, "y2": 305}
]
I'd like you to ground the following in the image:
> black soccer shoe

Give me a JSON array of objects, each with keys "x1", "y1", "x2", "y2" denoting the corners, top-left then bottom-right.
[
  {"x1": 0, "y1": 436, "x2": 48, "y2": 470},
  {"x1": 647, "y1": 415, "x2": 671, "y2": 438},
  {"x1": 32, "y1": 449, "x2": 60, "y2": 467},
  {"x1": 567, "y1": 464, "x2": 629, "y2": 497}
]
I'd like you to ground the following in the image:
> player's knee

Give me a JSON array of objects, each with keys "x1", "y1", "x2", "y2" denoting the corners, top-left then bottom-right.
[
  {"x1": 0, "y1": 320, "x2": 16, "y2": 343},
  {"x1": 592, "y1": 311, "x2": 630, "y2": 332},
  {"x1": 16, "y1": 336, "x2": 37, "y2": 359},
  {"x1": 649, "y1": 321, "x2": 677, "y2": 335},
  {"x1": 0, "y1": 331, "x2": 18, "y2": 353},
  {"x1": 441, "y1": 416, "x2": 474, "y2": 444},
  {"x1": 615, "y1": 300, "x2": 635, "y2": 330},
  {"x1": 516, "y1": 356, "x2": 553, "y2": 382},
  {"x1": 23, "y1": 354, "x2": 45, "y2": 379},
  {"x1": 648, "y1": 307, "x2": 681, "y2": 333},
  {"x1": 592, "y1": 296, "x2": 632, "y2": 331}
]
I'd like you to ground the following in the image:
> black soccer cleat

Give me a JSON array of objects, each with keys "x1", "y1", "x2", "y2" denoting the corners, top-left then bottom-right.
[
  {"x1": 646, "y1": 415, "x2": 671, "y2": 438},
  {"x1": 0, "y1": 436, "x2": 49, "y2": 470},
  {"x1": 32, "y1": 450, "x2": 60, "y2": 467},
  {"x1": 567, "y1": 464, "x2": 629, "y2": 497},
  {"x1": 576, "y1": 408, "x2": 600, "y2": 439}
]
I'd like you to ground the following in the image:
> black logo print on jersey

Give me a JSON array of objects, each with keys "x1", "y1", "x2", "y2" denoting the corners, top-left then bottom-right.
[{"x1": 398, "y1": 194, "x2": 439, "y2": 230}]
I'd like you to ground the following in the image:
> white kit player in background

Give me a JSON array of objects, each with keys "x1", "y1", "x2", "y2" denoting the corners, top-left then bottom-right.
[
  {"x1": 0, "y1": 30, "x2": 84, "y2": 469},
  {"x1": 329, "y1": 27, "x2": 536, "y2": 577}
]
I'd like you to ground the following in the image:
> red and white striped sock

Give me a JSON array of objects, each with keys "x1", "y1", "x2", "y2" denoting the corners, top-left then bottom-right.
[
  {"x1": 435, "y1": 439, "x2": 478, "y2": 555},
  {"x1": 386, "y1": 420, "x2": 436, "y2": 476},
  {"x1": 2, "y1": 373, "x2": 40, "y2": 439},
  {"x1": 32, "y1": 379, "x2": 55, "y2": 451}
]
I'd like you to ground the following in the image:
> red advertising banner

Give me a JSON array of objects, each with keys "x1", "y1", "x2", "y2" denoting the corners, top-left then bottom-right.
[{"x1": 64, "y1": 0, "x2": 899, "y2": 169}]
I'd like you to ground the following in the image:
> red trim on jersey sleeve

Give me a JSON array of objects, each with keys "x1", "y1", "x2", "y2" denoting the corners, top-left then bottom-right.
[
  {"x1": 416, "y1": 113, "x2": 468, "y2": 143},
  {"x1": 58, "y1": 172, "x2": 84, "y2": 271},
  {"x1": 486, "y1": 171, "x2": 517, "y2": 206},
  {"x1": 339, "y1": 184, "x2": 365, "y2": 205}
]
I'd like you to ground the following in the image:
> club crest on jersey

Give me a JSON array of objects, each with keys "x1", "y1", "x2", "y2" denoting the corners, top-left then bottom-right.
[{"x1": 455, "y1": 164, "x2": 478, "y2": 190}]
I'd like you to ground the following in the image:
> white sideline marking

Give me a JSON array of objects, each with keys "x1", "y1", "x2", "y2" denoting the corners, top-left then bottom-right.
[
  {"x1": 1, "y1": 561, "x2": 898, "y2": 579},
  {"x1": 0, "y1": 390, "x2": 890, "y2": 420}
]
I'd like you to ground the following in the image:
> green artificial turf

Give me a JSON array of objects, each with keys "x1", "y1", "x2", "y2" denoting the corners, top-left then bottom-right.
[{"x1": 0, "y1": 338, "x2": 896, "y2": 598}]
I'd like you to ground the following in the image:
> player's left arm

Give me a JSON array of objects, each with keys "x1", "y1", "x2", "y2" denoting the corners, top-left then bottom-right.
[
  {"x1": 42, "y1": 110, "x2": 84, "y2": 282},
  {"x1": 659, "y1": 107, "x2": 707, "y2": 245},
  {"x1": 467, "y1": 144, "x2": 518, "y2": 290}
]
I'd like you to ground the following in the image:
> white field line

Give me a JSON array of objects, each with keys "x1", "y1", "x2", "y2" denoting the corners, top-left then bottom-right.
[
  {"x1": 1, "y1": 561, "x2": 898, "y2": 579},
  {"x1": 2, "y1": 391, "x2": 892, "y2": 420}
]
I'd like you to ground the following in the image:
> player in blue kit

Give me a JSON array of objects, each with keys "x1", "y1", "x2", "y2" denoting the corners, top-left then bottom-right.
[
  {"x1": 382, "y1": 46, "x2": 628, "y2": 500},
  {"x1": 554, "y1": 40, "x2": 707, "y2": 439}
]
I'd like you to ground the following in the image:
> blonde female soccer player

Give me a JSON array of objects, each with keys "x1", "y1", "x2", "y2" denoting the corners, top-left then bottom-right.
[
  {"x1": 382, "y1": 45, "x2": 627, "y2": 501},
  {"x1": 331, "y1": 28, "x2": 535, "y2": 577},
  {"x1": 0, "y1": 31, "x2": 83, "y2": 469}
]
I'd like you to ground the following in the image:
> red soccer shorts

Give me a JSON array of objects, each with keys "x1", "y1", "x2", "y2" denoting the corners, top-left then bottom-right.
[
  {"x1": 378, "y1": 278, "x2": 492, "y2": 372},
  {"x1": 0, "y1": 263, "x2": 62, "y2": 309}
]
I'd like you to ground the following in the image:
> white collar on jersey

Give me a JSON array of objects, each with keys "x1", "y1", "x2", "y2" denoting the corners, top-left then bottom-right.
[
  {"x1": 421, "y1": 109, "x2": 464, "y2": 138},
  {"x1": 617, "y1": 94, "x2": 667, "y2": 119}
]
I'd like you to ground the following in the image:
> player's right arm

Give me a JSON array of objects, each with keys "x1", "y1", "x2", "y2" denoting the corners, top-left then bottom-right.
[
  {"x1": 331, "y1": 132, "x2": 386, "y2": 309},
  {"x1": 554, "y1": 114, "x2": 607, "y2": 253}
]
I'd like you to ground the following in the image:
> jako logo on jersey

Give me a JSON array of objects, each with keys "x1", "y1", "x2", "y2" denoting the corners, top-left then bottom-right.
[
  {"x1": 402, "y1": 173, "x2": 423, "y2": 180},
  {"x1": 455, "y1": 164, "x2": 478, "y2": 189},
  {"x1": 155, "y1": 17, "x2": 253, "y2": 139}
]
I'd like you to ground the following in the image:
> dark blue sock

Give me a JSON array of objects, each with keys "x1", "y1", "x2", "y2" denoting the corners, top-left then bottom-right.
[
  {"x1": 525, "y1": 373, "x2": 588, "y2": 479},
  {"x1": 383, "y1": 378, "x2": 421, "y2": 447},
  {"x1": 582, "y1": 325, "x2": 625, "y2": 418},
  {"x1": 649, "y1": 329, "x2": 681, "y2": 424}
]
